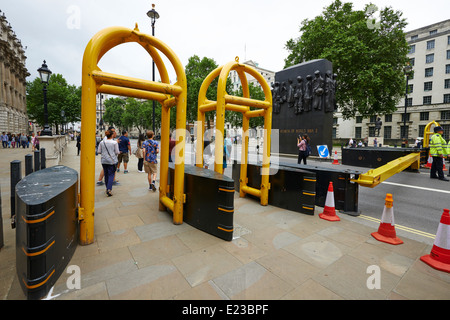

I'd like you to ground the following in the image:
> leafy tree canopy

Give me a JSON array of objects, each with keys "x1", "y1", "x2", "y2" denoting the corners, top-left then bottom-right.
[{"x1": 284, "y1": 0, "x2": 410, "y2": 119}]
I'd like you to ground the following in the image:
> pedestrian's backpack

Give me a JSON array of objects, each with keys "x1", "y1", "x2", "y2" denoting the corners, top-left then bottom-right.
[{"x1": 305, "y1": 142, "x2": 311, "y2": 157}]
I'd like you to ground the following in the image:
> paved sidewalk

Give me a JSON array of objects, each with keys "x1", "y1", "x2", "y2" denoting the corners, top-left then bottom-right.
[{"x1": 1, "y1": 141, "x2": 449, "y2": 300}]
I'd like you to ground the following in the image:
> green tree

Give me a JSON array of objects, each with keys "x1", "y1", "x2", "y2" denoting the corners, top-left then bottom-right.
[
  {"x1": 26, "y1": 74, "x2": 81, "y2": 132},
  {"x1": 284, "y1": 0, "x2": 409, "y2": 119},
  {"x1": 102, "y1": 97, "x2": 125, "y2": 130},
  {"x1": 122, "y1": 98, "x2": 160, "y2": 134}
]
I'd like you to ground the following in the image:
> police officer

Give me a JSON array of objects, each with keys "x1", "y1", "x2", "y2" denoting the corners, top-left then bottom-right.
[{"x1": 430, "y1": 126, "x2": 449, "y2": 181}]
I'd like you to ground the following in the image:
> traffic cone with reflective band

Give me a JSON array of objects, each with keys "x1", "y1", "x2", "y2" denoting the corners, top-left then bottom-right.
[
  {"x1": 319, "y1": 182, "x2": 340, "y2": 221},
  {"x1": 371, "y1": 194, "x2": 403, "y2": 245},
  {"x1": 420, "y1": 209, "x2": 450, "y2": 273},
  {"x1": 332, "y1": 151, "x2": 339, "y2": 165},
  {"x1": 425, "y1": 155, "x2": 432, "y2": 169}
]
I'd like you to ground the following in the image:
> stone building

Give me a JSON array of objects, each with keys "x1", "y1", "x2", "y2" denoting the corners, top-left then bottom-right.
[
  {"x1": 0, "y1": 11, "x2": 29, "y2": 134},
  {"x1": 333, "y1": 19, "x2": 450, "y2": 144}
]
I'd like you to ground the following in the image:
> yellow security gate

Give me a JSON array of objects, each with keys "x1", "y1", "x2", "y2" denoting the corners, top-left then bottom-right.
[
  {"x1": 196, "y1": 57, "x2": 273, "y2": 206},
  {"x1": 79, "y1": 24, "x2": 187, "y2": 245}
]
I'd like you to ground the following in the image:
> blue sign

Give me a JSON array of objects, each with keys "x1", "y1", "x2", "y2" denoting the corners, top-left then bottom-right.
[{"x1": 317, "y1": 145, "x2": 329, "y2": 158}]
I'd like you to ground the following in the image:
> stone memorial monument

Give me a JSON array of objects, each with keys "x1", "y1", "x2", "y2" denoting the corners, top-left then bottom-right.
[{"x1": 272, "y1": 59, "x2": 336, "y2": 156}]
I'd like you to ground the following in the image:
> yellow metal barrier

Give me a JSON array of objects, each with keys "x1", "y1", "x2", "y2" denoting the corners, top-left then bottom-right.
[
  {"x1": 423, "y1": 121, "x2": 440, "y2": 148},
  {"x1": 79, "y1": 24, "x2": 187, "y2": 245},
  {"x1": 196, "y1": 57, "x2": 273, "y2": 205},
  {"x1": 352, "y1": 152, "x2": 420, "y2": 188}
]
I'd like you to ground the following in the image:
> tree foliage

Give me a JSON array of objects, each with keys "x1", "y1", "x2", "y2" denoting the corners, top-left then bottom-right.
[
  {"x1": 284, "y1": 0, "x2": 409, "y2": 119},
  {"x1": 26, "y1": 74, "x2": 81, "y2": 131}
]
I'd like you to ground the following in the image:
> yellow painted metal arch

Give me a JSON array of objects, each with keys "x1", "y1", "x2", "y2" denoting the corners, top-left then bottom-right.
[
  {"x1": 80, "y1": 25, "x2": 187, "y2": 245},
  {"x1": 196, "y1": 58, "x2": 272, "y2": 206}
]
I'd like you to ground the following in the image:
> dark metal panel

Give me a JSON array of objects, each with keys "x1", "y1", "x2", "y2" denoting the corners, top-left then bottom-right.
[{"x1": 15, "y1": 165, "x2": 78, "y2": 300}]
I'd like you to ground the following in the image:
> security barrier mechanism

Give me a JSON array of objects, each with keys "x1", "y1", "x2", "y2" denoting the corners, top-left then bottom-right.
[
  {"x1": 196, "y1": 57, "x2": 273, "y2": 206},
  {"x1": 80, "y1": 24, "x2": 187, "y2": 245},
  {"x1": 168, "y1": 164, "x2": 234, "y2": 241},
  {"x1": 15, "y1": 166, "x2": 78, "y2": 299}
]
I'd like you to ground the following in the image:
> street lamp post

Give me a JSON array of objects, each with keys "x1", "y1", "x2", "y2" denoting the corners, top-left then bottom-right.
[
  {"x1": 61, "y1": 109, "x2": 65, "y2": 134},
  {"x1": 147, "y1": 3, "x2": 159, "y2": 134},
  {"x1": 403, "y1": 64, "x2": 413, "y2": 141},
  {"x1": 37, "y1": 61, "x2": 52, "y2": 136}
]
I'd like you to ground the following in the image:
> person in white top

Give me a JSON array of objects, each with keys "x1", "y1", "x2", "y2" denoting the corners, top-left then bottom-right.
[{"x1": 96, "y1": 129, "x2": 119, "y2": 196}]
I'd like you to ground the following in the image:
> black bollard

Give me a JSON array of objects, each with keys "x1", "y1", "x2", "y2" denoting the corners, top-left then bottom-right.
[
  {"x1": 10, "y1": 160, "x2": 22, "y2": 229},
  {"x1": 0, "y1": 186, "x2": 4, "y2": 249},
  {"x1": 25, "y1": 154, "x2": 33, "y2": 176},
  {"x1": 40, "y1": 148, "x2": 46, "y2": 169},
  {"x1": 34, "y1": 150, "x2": 40, "y2": 172}
]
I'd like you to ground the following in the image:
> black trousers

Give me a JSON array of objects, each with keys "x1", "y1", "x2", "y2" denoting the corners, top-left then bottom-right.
[
  {"x1": 298, "y1": 150, "x2": 307, "y2": 165},
  {"x1": 431, "y1": 156, "x2": 444, "y2": 179}
]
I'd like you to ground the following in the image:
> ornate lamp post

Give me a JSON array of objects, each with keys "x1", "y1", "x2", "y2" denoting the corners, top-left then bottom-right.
[
  {"x1": 37, "y1": 61, "x2": 52, "y2": 136},
  {"x1": 147, "y1": 4, "x2": 159, "y2": 134},
  {"x1": 402, "y1": 63, "x2": 413, "y2": 141}
]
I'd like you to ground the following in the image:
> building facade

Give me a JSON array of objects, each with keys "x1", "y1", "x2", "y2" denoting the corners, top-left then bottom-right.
[
  {"x1": 334, "y1": 19, "x2": 450, "y2": 144},
  {"x1": 0, "y1": 11, "x2": 29, "y2": 134}
]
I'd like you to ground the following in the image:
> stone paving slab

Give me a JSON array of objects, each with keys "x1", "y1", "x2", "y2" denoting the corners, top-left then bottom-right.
[{"x1": 0, "y1": 141, "x2": 449, "y2": 301}]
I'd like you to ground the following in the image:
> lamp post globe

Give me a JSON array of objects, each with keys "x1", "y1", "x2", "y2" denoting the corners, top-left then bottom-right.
[
  {"x1": 37, "y1": 60, "x2": 52, "y2": 136},
  {"x1": 147, "y1": 4, "x2": 159, "y2": 134}
]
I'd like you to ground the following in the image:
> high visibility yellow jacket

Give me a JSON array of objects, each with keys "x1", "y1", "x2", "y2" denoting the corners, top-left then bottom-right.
[{"x1": 429, "y1": 133, "x2": 447, "y2": 157}]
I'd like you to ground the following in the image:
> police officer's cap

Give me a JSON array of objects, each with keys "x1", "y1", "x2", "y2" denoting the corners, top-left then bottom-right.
[{"x1": 434, "y1": 126, "x2": 443, "y2": 133}]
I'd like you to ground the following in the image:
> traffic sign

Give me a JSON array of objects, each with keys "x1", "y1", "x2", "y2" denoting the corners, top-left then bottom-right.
[{"x1": 317, "y1": 145, "x2": 329, "y2": 158}]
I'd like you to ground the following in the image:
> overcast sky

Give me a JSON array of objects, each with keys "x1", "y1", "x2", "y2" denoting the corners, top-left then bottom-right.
[{"x1": 2, "y1": 0, "x2": 450, "y2": 87}]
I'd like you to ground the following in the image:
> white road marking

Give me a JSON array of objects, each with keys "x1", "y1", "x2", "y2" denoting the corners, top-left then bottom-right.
[{"x1": 381, "y1": 181, "x2": 450, "y2": 194}]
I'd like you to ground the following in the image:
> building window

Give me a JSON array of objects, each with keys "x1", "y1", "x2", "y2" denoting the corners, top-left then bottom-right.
[
  {"x1": 448, "y1": 50, "x2": 450, "y2": 60},
  {"x1": 442, "y1": 110, "x2": 450, "y2": 120},
  {"x1": 442, "y1": 125, "x2": 450, "y2": 141},
  {"x1": 424, "y1": 81, "x2": 433, "y2": 91},
  {"x1": 355, "y1": 127, "x2": 362, "y2": 139},
  {"x1": 423, "y1": 96, "x2": 432, "y2": 105},
  {"x1": 356, "y1": 116, "x2": 363, "y2": 123},
  {"x1": 425, "y1": 68, "x2": 433, "y2": 77},
  {"x1": 407, "y1": 84, "x2": 413, "y2": 94},
  {"x1": 445, "y1": 79, "x2": 450, "y2": 89},
  {"x1": 400, "y1": 126, "x2": 409, "y2": 138},
  {"x1": 418, "y1": 125, "x2": 426, "y2": 138},
  {"x1": 333, "y1": 117, "x2": 338, "y2": 125},
  {"x1": 369, "y1": 115, "x2": 377, "y2": 123},
  {"x1": 383, "y1": 126, "x2": 391, "y2": 139},
  {"x1": 427, "y1": 40, "x2": 435, "y2": 50},
  {"x1": 448, "y1": 35, "x2": 450, "y2": 45},
  {"x1": 447, "y1": 65, "x2": 450, "y2": 74},
  {"x1": 409, "y1": 58, "x2": 415, "y2": 66},
  {"x1": 420, "y1": 112, "x2": 430, "y2": 121},
  {"x1": 445, "y1": 94, "x2": 450, "y2": 103},
  {"x1": 430, "y1": 29, "x2": 437, "y2": 35},
  {"x1": 411, "y1": 35, "x2": 418, "y2": 41},
  {"x1": 409, "y1": 45, "x2": 415, "y2": 54},
  {"x1": 401, "y1": 113, "x2": 410, "y2": 122},
  {"x1": 426, "y1": 54, "x2": 434, "y2": 64},
  {"x1": 406, "y1": 98, "x2": 413, "y2": 106},
  {"x1": 385, "y1": 114, "x2": 392, "y2": 122}
]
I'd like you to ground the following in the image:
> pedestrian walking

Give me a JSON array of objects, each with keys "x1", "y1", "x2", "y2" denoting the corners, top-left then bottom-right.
[
  {"x1": 76, "y1": 134, "x2": 81, "y2": 155},
  {"x1": 97, "y1": 129, "x2": 119, "y2": 196},
  {"x1": 142, "y1": 130, "x2": 159, "y2": 191},
  {"x1": 32, "y1": 132, "x2": 39, "y2": 151},
  {"x1": 429, "y1": 126, "x2": 449, "y2": 181},
  {"x1": 297, "y1": 134, "x2": 310, "y2": 165},
  {"x1": 116, "y1": 130, "x2": 131, "y2": 173},
  {"x1": 136, "y1": 133, "x2": 145, "y2": 172},
  {"x1": 1, "y1": 132, "x2": 7, "y2": 148}
]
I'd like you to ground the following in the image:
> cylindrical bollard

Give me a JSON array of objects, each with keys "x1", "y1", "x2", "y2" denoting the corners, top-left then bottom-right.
[
  {"x1": 40, "y1": 148, "x2": 46, "y2": 169},
  {"x1": 10, "y1": 160, "x2": 22, "y2": 229},
  {"x1": 34, "y1": 150, "x2": 40, "y2": 172},
  {"x1": 25, "y1": 154, "x2": 33, "y2": 176},
  {"x1": 0, "y1": 186, "x2": 4, "y2": 249}
]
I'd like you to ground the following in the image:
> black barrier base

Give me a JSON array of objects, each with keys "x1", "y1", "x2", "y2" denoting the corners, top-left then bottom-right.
[
  {"x1": 232, "y1": 161, "x2": 317, "y2": 215},
  {"x1": 15, "y1": 165, "x2": 78, "y2": 300},
  {"x1": 168, "y1": 164, "x2": 235, "y2": 241},
  {"x1": 342, "y1": 147, "x2": 423, "y2": 169}
]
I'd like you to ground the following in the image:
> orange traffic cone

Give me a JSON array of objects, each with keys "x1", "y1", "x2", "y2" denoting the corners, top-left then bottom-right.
[
  {"x1": 371, "y1": 194, "x2": 403, "y2": 245},
  {"x1": 425, "y1": 155, "x2": 432, "y2": 169},
  {"x1": 319, "y1": 182, "x2": 340, "y2": 221},
  {"x1": 420, "y1": 209, "x2": 450, "y2": 273},
  {"x1": 332, "y1": 151, "x2": 339, "y2": 165}
]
